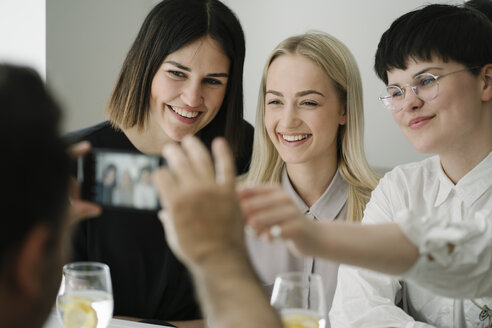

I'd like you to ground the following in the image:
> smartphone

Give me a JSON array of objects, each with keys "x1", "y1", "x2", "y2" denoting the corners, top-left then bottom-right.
[{"x1": 78, "y1": 148, "x2": 165, "y2": 211}]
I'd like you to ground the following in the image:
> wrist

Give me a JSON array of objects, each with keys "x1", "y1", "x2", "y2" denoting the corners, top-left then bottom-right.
[
  {"x1": 188, "y1": 243, "x2": 251, "y2": 276},
  {"x1": 188, "y1": 241, "x2": 282, "y2": 328}
]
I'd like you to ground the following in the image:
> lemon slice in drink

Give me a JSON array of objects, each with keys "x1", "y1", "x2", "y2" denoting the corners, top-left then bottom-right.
[
  {"x1": 282, "y1": 313, "x2": 319, "y2": 328},
  {"x1": 62, "y1": 296, "x2": 98, "y2": 328}
]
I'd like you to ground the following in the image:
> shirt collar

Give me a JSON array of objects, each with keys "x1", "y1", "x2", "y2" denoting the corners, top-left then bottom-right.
[
  {"x1": 281, "y1": 166, "x2": 348, "y2": 220},
  {"x1": 435, "y1": 151, "x2": 492, "y2": 207}
]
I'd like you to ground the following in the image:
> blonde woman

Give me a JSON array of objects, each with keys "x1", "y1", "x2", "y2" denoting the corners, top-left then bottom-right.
[{"x1": 242, "y1": 32, "x2": 379, "y2": 317}]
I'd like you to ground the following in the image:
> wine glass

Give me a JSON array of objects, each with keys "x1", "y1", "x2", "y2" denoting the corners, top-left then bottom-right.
[
  {"x1": 271, "y1": 272, "x2": 326, "y2": 328},
  {"x1": 56, "y1": 262, "x2": 113, "y2": 328}
]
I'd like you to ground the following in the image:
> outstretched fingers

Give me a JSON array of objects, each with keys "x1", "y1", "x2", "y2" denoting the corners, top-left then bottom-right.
[
  {"x1": 153, "y1": 166, "x2": 178, "y2": 208},
  {"x1": 237, "y1": 184, "x2": 279, "y2": 199},
  {"x1": 212, "y1": 137, "x2": 236, "y2": 188},
  {"x1": 161, "y1": 141, "x2": 194, "y2": 184},
  {"x1": 239, "y1": 185, "x2": 291, "y2": 220},
  {"x1": 155, "y1": 136, "x2": 236, "y2": 206},
  {"x1": 181, "y1": 135, "x2": 215, "y2": 182},
  {"x1": 249, "y1": 203, "x2": 301, "y2": 236}
]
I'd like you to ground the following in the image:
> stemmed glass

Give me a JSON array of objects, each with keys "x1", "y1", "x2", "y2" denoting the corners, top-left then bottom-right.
[
  {"x1": 56, "y1": 262, "x2": 113, "y2": 328},
  {"x1": 271, "y1": 272, "x2": 326, "y2": 328}
]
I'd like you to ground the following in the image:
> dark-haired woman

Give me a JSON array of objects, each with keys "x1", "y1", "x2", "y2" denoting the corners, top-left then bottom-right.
[{"x1": 67, "y1": 0, "x2": 252, "y2": 321}]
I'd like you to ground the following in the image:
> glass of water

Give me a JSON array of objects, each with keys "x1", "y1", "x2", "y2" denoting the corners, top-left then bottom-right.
[
  {"x1": 271, "y1": 272, "x2": 326, "y2": 328},
  {"x1": 56, "y1": 262, "x2": 113, "y2": 328}
]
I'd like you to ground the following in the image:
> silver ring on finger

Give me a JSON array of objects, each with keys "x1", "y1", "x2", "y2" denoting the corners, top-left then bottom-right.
[{"x1": 269, "y1": 224, "x2": 282, "y2": 242}]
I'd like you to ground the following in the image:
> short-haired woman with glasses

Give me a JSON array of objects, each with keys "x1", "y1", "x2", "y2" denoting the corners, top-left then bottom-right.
[
  {"x1": 240, "y1": 4, "x2": 492, "y2": 328},
  {"x1": 331, "y1": 4, "x2": 492, "y2": 327}
]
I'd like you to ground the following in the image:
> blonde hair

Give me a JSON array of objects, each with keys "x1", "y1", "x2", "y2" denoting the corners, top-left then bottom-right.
[{"x1": 245, "y1": 32, "x2": 379, "y2": 223}]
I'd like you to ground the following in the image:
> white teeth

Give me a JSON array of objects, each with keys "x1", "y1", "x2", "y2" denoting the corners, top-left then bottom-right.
[
  {"x1": 169, "y1": 105, "x2": 199, "y2": 118},
  {"x1": 282, "y1": 134, "x2": 309, "y2": 142}
]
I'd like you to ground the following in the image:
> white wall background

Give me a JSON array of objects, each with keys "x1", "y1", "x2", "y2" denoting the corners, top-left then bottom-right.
[
  {"x1": 0, "y1": 0, "x2": 46, "y2": 78},
  {"x1": 45, "y1": 0, "x2": 463, "y2": 169},
  {"x1": 46, "y1": 0, "x2": 160, "y2": 135}
]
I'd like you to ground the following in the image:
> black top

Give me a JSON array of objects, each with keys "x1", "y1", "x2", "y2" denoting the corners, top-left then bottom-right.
[{"x1": 66, "y1": 121, "x2": 254, "y2": 320}]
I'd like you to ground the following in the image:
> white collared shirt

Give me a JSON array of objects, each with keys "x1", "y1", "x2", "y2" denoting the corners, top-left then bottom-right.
[
  {"x1": 246, "y1": 168, "x2": 348, "y2": 322},
  {"x1": 330, "y1": 152, "x2": 492, "y2": 328}
]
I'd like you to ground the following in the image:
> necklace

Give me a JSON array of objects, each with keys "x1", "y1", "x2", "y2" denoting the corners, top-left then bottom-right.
[{"x1": 471, "y1": 299, "x2": 492, "y2": 327}]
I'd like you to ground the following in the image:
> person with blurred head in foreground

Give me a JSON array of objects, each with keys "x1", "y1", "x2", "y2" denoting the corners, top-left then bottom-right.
[{"x1": 0, "y1": 64, "x2": 100, "y2": 328}]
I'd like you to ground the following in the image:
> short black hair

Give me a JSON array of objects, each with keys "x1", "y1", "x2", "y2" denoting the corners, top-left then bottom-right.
[
  {"x1": 107, "y1": 0, "x2": 247, "y2": 159},
  {"x1": 375, "y1": 4, "x2": 492, "y2": 84},
  {"x1": 0, "y1": 64, "x2": 70, "y2": 271},
  {"x1": 465, "y1": 0, "x2": 492, "y2": 22}
]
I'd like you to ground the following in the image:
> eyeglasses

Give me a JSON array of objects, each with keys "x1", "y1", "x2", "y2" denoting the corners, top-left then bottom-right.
[{"x1": 379, "y1": 66, "x2": 481, "y2": 112}]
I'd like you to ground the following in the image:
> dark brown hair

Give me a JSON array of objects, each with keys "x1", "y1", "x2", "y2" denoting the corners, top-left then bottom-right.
[{"x1": 107, "y1": 0, "x2": 247, "y2": 157}]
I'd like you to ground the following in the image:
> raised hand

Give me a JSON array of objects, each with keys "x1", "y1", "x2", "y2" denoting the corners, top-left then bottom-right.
[
  {"x1": 153, "y1": 136, "x2": 245, "y2": 267},
  {"x1": 238, "y1": 184, "x2": 323, "y2": 258}
]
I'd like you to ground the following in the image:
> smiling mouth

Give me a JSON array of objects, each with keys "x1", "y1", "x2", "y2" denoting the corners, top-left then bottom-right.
[
  {"x1": 168, "y1": 105, "x2": 200, "y2": 118},
  {"x1": 408, "y1": 115, "x2": 435, "y2": 127},
  {"x1": 280, "y1": 134, "x2": 311, "y2": 142}
]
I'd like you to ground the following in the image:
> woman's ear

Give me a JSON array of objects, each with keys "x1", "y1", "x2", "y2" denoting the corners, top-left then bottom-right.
[
  {"x1": 339, "y1": 105, "x2": 347, "y2": 126},
  {"x1": 480, "y1": 63, "x2": 492, "y2": 102}
]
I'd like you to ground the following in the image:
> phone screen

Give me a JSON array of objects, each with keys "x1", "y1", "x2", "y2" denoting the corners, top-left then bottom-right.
[{"x1": 79, "y1": 148, "x2": 165, "y2": 211}]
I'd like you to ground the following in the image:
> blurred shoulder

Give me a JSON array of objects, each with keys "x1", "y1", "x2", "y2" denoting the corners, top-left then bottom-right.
[{"x1": 64, "y1": 121, "x2": 114, "y2": 143}]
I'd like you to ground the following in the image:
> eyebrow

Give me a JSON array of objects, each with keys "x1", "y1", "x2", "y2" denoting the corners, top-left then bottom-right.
[
  {"x1": 413, "y1": 66, "x2": 443, "y2": 78},
  {"x1": 164, "y1": 61, "x2": 229, "y2": 78},
  {"x1": 265, "y1": 90, "x2": 325, "y2": 97},
  {"x1": 389, "y1": 66, "x2": 444, "y2": 86}
]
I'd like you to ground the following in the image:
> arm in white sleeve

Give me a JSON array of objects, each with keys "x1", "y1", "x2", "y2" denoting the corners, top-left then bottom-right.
[
  {"x1": 329, "y1": 265, "x2": 434, "y2": 328},
  {"x1": 398, "y1": 209, "x2": 492, "y2": 298},
  {"x1": 329, "y1": 174, "x2": 434, "y2": 328}
]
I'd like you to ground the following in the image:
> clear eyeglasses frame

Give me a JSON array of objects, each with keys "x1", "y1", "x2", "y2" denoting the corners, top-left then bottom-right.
[{"x1": 379, "y1": 66, "x2": 481, "y2": 112}]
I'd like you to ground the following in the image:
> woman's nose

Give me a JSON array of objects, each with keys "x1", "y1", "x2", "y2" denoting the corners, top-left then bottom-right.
[
  {"x1": 280, "y1": 104, "x2": 301, "y2": 127},
  {"x1": 181, "y1": 81, "x2": 203, "y2": 107},
  {"x1": 401, "y1": 86, "x2": 424, "y2": 112}
]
